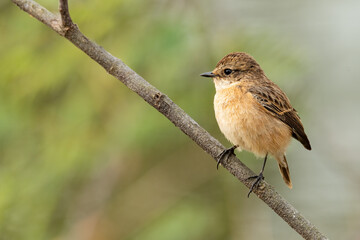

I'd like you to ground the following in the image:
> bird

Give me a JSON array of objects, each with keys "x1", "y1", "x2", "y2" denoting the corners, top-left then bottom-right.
[{"x1": 200, "y1": 52, "x2": 311, "y2": 197}]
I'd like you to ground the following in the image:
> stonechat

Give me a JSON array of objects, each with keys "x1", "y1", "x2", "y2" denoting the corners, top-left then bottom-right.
[{"x1": 201, "y1": 52, "x2": 311, "y2": 196}]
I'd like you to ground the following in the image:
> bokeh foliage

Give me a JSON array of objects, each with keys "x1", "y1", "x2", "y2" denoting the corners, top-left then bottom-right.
[{"x1": 1, "y1": 1, "x2": 311, "y2": 239}]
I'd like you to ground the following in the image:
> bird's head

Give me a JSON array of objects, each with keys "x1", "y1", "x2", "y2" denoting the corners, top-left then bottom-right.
[{"x1": 200, "y1": 52, "x2": 264, "y2": 90}]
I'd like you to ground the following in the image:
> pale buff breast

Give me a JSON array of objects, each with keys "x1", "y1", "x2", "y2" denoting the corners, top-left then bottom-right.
[{"x1": 214, "y1": 84, "x2": 292, "y2": 158}]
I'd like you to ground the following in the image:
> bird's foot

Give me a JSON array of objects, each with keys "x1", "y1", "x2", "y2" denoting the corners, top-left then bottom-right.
[
  {"x1": 246, "y1": 172, "x2": 264, "y2": 198},
  {"x1": 216, "y1": 145, "x2": 238, "y2": 169}
]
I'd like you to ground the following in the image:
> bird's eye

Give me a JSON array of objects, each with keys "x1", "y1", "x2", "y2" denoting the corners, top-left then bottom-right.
[{"x1": 224, "y1": 69, "x2": 232, "y2": 75}]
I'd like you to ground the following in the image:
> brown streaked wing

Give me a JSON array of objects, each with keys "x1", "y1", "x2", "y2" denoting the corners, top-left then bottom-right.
[{"x1": 248, "y1": 84, "x2": 311, "y2": 150}]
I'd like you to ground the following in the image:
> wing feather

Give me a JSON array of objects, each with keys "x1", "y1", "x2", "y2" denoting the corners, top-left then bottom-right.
[{"x1": 248, "y1": 84, "x2": 311, "y2": 150}]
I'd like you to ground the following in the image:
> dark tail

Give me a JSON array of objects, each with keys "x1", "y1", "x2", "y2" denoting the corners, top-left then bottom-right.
[{"x1": 277, "y1": 155, "x2": 292, "y2": 189}]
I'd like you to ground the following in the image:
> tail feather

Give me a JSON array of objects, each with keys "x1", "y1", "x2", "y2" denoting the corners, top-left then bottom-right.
[{"x1": 277, "y1": 155, "x2": 292, "y2": 189}]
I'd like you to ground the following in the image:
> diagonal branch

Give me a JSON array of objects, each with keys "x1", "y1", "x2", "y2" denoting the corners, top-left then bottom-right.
[{"x1": 11, "y1": 0, "x2": 328, "y2": 239}]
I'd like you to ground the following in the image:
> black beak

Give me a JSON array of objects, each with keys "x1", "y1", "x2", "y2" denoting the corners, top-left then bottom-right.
[{"x1": 200, "y1": 71, "x2": 216, "y2": 78}]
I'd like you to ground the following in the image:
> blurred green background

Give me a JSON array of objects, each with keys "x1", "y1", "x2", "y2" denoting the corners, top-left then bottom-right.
[{"x1": 1, "y1": 0, "x2": 360, "y2": 239}]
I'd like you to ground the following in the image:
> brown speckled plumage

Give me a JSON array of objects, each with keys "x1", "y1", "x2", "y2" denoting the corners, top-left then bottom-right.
[{"x1": 203, "y1": 52, "x2": 311, "y2": 189}]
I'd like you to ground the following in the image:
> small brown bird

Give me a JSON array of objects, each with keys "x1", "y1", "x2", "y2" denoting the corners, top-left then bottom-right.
[{"x1": 201, "y1": 52, "x2": 311, "y2": 196}]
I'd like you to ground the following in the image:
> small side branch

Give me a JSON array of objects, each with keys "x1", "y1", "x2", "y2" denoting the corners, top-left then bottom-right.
[
  {"x1": 11, "y1": 0, "x2": 328, "y2": 239},
  {"x1": 59, "y1": 0, "x2": 72, "y2": 27},
  {"x1": 59, "y1": 0, "x2": 75, "y2": 34}
]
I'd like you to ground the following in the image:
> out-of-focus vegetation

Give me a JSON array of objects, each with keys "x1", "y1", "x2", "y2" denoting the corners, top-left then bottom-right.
[{"x1": 2, "y1": 0, "x2": 360, "y2": 239}]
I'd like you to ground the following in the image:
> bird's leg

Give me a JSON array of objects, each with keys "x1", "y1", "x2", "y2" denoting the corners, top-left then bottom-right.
[
  {"x1": 246, "y1": 154, "x2": 268, "y2": 197},
  {"x1": 216, "y1": 145, "x2": 238, "y2": 169}
]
